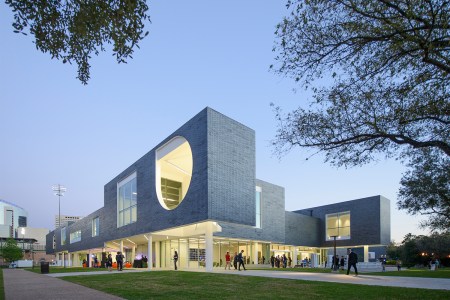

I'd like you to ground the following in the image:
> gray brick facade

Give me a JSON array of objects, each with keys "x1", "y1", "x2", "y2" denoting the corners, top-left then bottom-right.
[{"x1": 46, "y1": 108, "x2": 390, "y2": 256}]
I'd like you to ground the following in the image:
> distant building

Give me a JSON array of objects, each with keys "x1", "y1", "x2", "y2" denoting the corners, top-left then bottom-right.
[
  {"x1": 55, "y1": 215, "x2": 83, "y2": 229},
  {"x1": 0, "y1": 199, "x2": 28, "y2": 238},
  {"x1": 0, "y1": 199, "x2": 55, "y2": 265}
]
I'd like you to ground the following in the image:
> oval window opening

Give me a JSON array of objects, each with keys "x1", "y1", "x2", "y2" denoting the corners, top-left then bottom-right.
[{"x1": 155, "y1": 136, "x2": 193, "y2": 210}]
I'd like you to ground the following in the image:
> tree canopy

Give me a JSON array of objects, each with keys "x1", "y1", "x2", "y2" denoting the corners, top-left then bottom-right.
[
  {"x1": 1, "y1": 238, "x2": 23, "y2": 263},
  {"x1": 5, "y1": 0, "x2": 151, "y2": 84},
  {"x1": 272, "y1": 0, "x2": 450, "y2": 231}
]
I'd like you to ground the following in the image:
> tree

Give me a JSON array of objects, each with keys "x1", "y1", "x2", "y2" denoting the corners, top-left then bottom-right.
[
  {"x1": 1, "y1": 238, "x2": 23, "y2": 264},
  {"x1": 5, "y1": 0, "x2": 151, "y2": 84},
  {"x1": 271, "y1": 0, "x2": 449, "y2": 230},
  {"x1": 398, "y1": 149, "x2": 450, "y2": 231}
]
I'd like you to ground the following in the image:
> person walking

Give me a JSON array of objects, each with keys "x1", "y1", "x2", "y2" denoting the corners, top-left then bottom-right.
[
  {"x1": 173, "y1": 251, "x2": 179, "y2": 270},
  {"x1": 396, "y1": 259, "x2": 402, "y2": 271},
  {"x1": 346, "y1": 248, "x2": 358, "y2": 276},
  {"x1": 107, "y1": 254, "x2": 113, "y2": 272},
  {"x1": 116, "y1": 251, "x2": 124, "y2": 271},
  {"x1": 233, "y1": 252, "x2": 238, "y2": 270},
  {"x1": 238, "y1": 250, "x2": 247, "y2": 271},
  {"x1": 340, "y1": 256, "x2": 345, "y2": 271},
  {"x1": 225, "y1": 251, "x2": 231, "y2": 270}
]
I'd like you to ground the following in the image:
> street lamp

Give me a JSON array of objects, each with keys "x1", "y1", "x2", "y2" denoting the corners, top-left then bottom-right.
[{"x1": 52, "y1": 184, "x2": 67, "y2": 228}]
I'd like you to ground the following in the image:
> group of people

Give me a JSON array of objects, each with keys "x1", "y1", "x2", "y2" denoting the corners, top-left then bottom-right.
[
  {"x1": 270, "y1": 254, "x2": 292, "y2": 268},
  {"x1": 327, "y1": 248, "x2": 358, "y2": 275},
  {"x1": 224, "y1": 250, "x2": 247, "y2": 271},
  {"x1": 103, "y1": 251, "x2": 124, "y2": 271}
]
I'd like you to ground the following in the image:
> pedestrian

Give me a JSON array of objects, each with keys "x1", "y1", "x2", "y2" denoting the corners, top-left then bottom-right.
[
  {"x1": 107, "y1": 254, "x2": 113, "y2": 272},
  {"x1": 381, "y1": 257, "x2": 386, "y2": 272},
  {"x1": 340, "y1": 256, "x2": 345, "y2": 271},
  {"x1": 262, "y1": 256, "x2": 265, "y2": 264},
  {"x1": 225, "y1": 251, "x2": 231, "y2": 270},
  {"x1": 396, "y1": 259, "x2": 402, "y2": 271},
  {"x1": 116, "y1": 251, "x2": 124, "y2": 271},
  {"x1": 346, "y1": 248, "x2": 358, "y2": 276},
  {"x1": 93, "y1": 256, "x2": 98, "y2": 268},
  {"x1": 238, "y1": 250, "x2": 247, "y2": 271},
  {"x1": 233, "y1": 252, "x2": 238, "y2": 270},
  {"x1": 173, "y1": 251, "x2": 179, "y2": 270},
  {"x1": 270, "y1": 255, "x2": 275, "y2": 268}
]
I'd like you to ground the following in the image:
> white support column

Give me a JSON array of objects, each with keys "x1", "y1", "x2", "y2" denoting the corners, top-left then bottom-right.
[
  {"x1": 120, "y1": 240, "x2": 124, "y2": 260},
  {"x1": 253, "y1": 242, "x2": 259, "y2": 265},
  {"x1": 68, "y1": 252, "x2": 71, "y2": 267},
  {"x1": 293, "y1": 248, "x2": 298, "y2": 267},
  {"x1": 88, "y1": 250, "x2": 91, "y2": 267},
  {"x1": 364, "y1": 245, "x2": 369, "y2": 262},
  {"x1": 155, "y1": 241, "x2": 160, "y2": 269},
  {"x1": 205, "y1": 223, "x2": 213, "y2": 272},
  {"x1": 181, "y1": 238, "x2": 189, "y2": 269},
  {"x1": 147, "y1": 235, "x2": 153, "y2": 270},
  {"x1": 132, "y1": 246, "x2": 136, "y2": 264},
  {"x1": 62, "y1": 252, "x2": 65, "y2": 267}
]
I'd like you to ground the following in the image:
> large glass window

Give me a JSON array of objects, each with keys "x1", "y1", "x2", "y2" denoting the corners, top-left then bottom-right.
[
  {"x1": 92, "y1": 217, "x2": 99, "y2": 237},
  {"x1": 70, "y1": 230, "x2": 81, "y2": 243},
  {"x1": 326, "y1": 211, "x2": 350, "y2": 241},
  {"x1": 61, "y1": 227, "x2": 66, "y2": 245},
  {"x1": 255, "y1": 186, "x2": 262, "y2": 228},
  {"x1": 156, "y1": 136, "x2": 193, "y2": 210},
  {"x1": 117, "y1": 172, "x2": 137, "y2": 228}
]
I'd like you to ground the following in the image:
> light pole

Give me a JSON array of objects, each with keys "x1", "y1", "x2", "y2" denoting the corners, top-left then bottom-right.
[{"x1": 52, "y1": 184, "x2": 67, "y2": 228}]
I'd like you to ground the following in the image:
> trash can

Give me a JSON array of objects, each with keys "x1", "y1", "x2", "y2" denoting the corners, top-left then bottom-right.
[{"x1": 40, "y1": 262, "x2": 50, "y2": 274}]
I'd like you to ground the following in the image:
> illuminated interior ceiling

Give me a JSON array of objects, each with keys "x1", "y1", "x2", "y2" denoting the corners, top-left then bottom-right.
[{"x1": 156, "y1": 136, "x2": 193, "y2": 210}]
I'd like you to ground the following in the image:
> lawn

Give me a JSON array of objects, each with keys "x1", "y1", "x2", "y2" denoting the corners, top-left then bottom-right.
[
  {"x1": 256, "y1": 266, "x2": 450, "y2": 278},
  {"x1": 61, "y1": 271, "x2": 450, "y2": 300},
  {"x1": 0, "y1": 269, "x2": 4, "y2": 300}
]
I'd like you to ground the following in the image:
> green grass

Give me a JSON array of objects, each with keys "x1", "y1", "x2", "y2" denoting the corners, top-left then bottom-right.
[
  {"x1": 363, "y1": 268, "x2": 450, "y2": 278},
  {"x1": 24, "y1": 266, "x2": 109, "y2": 274},
  {"x1": 256, "y1": 267, "x2": 450, "y2": 278},
  {"x1": 61, "y1": 271, "x2": 450, "y2": 299},
  {"x1": 0, "y1": 269, "x2": 4, "y2": 300}
]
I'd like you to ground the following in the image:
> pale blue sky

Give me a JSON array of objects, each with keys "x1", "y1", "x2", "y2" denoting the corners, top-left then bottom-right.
[{"x1": 0, "y1": 1, "x2": 427, "y2": 242}]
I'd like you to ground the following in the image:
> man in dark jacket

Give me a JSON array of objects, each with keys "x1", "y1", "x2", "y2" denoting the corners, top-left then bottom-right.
[
  {"x1": 238, "y1": 250, "x2": 247, "y2": 271},
  {"x1": 347, "y1": 248, "x2": 358, "y2": 276}
]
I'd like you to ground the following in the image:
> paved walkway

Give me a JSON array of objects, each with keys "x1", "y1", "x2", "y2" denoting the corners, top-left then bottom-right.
[
  {"x1": 3, "y1": 269, "x2": 124, "y2": 300},
  {"x1": 4, "y1": 268, "x2": 450, "y2": 299}
]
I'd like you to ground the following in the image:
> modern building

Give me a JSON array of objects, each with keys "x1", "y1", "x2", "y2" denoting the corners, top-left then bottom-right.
[
  {"x1": 55, "y1": 215, "x2": 84, "y2": 229},
  {"x1": 0, "y1": 199, "x2": 54, "y2": 264},
  {"x1": 46, "y1": 108, "x2": 390, "y2": 270},
  {"x1": 0, "y1": 199, "x2": 28, "y2": 238}
]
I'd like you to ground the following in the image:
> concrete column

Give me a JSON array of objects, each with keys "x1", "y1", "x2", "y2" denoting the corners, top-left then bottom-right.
[
  {"x1": 181, "y1": 239, "x2": 189, "y2": 269},
  {"x1": 62, "y1": 252, "x2": 65, "y2": 267},
  {"x1": 364, "y1": 245, "x2": 369, "y2": 262},
  {"x1": 293, "y1": 248, "x2": 298, "y2": 267},
  {"x1": 68, "y1": 252, "x2": 71, "y2": 267},
  {"x1": 132, "y1": 246, "x2": 136, "y2": 264},
  {"x1": 155, "y1": 241, "x2": 160, "y2": 269},
  {"x1": 88, "y1": 250, "x2": 91, "y2": 267},
  {"x1": 253, "y1": 242, "x2": 259, "y2": 265},
  {"x1": 120, "y1": 240, "x2": 124, "y2": 255},
  {"x1": 205, "y1": 224, "x2": 213, "y2": 272},
  {"x1": 147, "y1": 235, "x2": 153, "y2": 270}
]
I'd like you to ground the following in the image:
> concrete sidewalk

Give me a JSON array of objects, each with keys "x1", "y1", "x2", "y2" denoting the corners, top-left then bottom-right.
[
  {"x1": 3, "y1": 268, "x2": 450, "y2": 300},
  {"x1": 3, "y1": 269, "x2": 124, "y2": 300},
  {"x1": 209, "y1": 269, "x2": 450, "y2": 290}
]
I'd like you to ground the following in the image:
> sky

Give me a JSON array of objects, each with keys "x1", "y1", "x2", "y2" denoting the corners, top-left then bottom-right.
[{"x1": 0, "y1": 1, "x2": 429, "y2": 243}]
